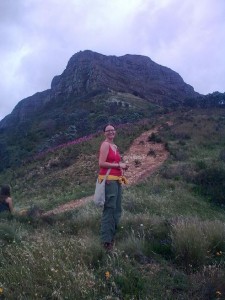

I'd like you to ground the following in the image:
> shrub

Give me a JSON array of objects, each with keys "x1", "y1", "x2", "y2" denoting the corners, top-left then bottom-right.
[
  {"x1": 194, "y1": 166, "x2": 225, "y2": 205},
  {"x1": 119, "y1": 233, "x2": 145, "y2": 257},
  {"x1": 114, "y1": 263, "x2": 148, "y2": 299},
  {"x1": 202, "y1": 220, "x2": 225, "y2": 253},
  {"x1": 172, "y1": 149, "x2": 189, "y2": 161},
  {"x1": 148, "y1": 132, "x2": 162, "y2": 143},
  {"x1": 134, "y1": 159, "x2": 141, "y2": 167},
  {"x1": 164, "y1": 142, "x2": 189, "y2": 161},
  {"x1": 147, "y1": 149, "x2": 156, "y2": 157},
  {"x1": 170, "y1": 217, "x2": 225, "y2": 270},
  {"x1": 195, "y1": 160, "x2": 207, "y2": 170},
  {"x1": 170, "y1": 218, "x2": 209, "y2": 269},
  {"x1": 161, "y1": 162, "x2": 196, "y2": 181}
]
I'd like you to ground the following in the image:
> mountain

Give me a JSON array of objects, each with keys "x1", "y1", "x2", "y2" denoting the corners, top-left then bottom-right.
[
  {"x1": 0, "y1": 50, "x2": 199, "y2": 129},
  {"x1": 0, "y1": 50, "x2": 200, "y2": 170},
  {"x1": 50, "y1": 50, "x2": 197, "y2": 103}
]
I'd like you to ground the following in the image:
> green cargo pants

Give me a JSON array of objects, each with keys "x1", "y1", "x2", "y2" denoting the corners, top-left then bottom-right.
[{"x1": 100, "y1": 180, "x2": 122, "y2": 244}]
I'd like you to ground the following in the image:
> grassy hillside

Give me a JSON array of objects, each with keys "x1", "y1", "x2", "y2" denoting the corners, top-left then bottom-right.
[
  {"x1": 0, "y1": 91, "x2": 159, "y2": 172},
  {"x1": 0, "y1": 109, "x2": 225, "y2": 299}
]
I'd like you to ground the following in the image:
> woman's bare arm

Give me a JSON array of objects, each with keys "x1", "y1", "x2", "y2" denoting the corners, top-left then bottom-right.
[{"x1": 6, "y1": 197, "x2": 14, "y2": 213}]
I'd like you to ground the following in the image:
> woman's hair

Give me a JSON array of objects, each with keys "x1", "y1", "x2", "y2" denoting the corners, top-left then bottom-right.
[
  {"x1": 103, "y1": 124, "x2": 115, "y2": 132},
  {"x1": 0, "y1": 184, "x2": 11, "y2": 198}
]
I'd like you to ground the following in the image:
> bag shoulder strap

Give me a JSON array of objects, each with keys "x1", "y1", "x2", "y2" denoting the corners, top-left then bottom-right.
[
  {"x1": 101, "y1": 168, "x2": 111, "y2": 180},
  {"x1": 105, "y1": 168, "x2": 111, "y2": 177}
]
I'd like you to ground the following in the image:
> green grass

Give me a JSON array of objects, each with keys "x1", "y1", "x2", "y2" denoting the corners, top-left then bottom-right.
[{"x1": 1, "y1": 109, "x2": 225, "y2": 299}]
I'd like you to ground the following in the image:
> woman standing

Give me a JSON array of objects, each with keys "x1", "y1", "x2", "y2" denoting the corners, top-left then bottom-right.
[
  {"x1": 0, "y1": 184, "x2": 14, "y2": 214},
  {"x1": 98, "y1": 124, "x2": 128, "y2": 250}
]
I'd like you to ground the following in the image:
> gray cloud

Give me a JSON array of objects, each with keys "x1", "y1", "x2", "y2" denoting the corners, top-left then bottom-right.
[{"x1": 0, "y1": 0, "x2": 225, "y2": 120}]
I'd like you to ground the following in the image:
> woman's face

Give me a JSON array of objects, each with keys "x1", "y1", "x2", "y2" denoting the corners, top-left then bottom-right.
[{"x1": 104, "y1": 125, "x2": 116, "y2": 140}]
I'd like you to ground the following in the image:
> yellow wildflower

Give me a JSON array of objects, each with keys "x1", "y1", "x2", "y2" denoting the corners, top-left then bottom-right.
[
  {"x1": 0, "y1": 287, "x2": 3, "y2": 294},
  {"x1": 105, "y1": 271, "x2": 110, "y2": 280},
  {"x1": 216, "y1": 290, "x2": 222, "y2": 297}
]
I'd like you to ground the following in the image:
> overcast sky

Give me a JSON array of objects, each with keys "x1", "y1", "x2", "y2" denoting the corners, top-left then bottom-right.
[{"x1": 0, "y1": 0, "x2": 225, "y2": 121}]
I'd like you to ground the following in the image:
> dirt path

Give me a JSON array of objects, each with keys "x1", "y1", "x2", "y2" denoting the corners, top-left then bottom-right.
[
  {"x1": 43, "y1": 127, "x2": 169, "y2": 216},
  {"x1": 123, "y1": 128, "x2": 168, "y2": 185}
]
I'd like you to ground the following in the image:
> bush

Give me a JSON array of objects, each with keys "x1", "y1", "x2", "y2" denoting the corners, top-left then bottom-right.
[
  {"x1": 195, "y1": 160, "x2": 207, "y2": 170},
  {"x1": 147, "y1": 149, "x2": 156, "y2": 157},
  {"x1": 170, "y1": 217, "x2": 225, "y2": 270},
  {"x1": 170, "y1": 218, "x2": 209, "y2": 269},
  {"x1": 202, "y1": 220, "x2": 225, "y2": 253},
  {"x1": 162, "y1": 163, "x2": 195, "y2": 181},
  {"x1": 194, "y1": 166, "x2": 225, "y2": 205},
  {"x1": 148, "y1": 132, "x2": 162, "y2": 143}
]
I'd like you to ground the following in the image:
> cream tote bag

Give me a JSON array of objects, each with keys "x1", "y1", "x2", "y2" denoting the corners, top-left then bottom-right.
[{"x1": 93, "y1": 169, "x2": 111, "y2": 207}]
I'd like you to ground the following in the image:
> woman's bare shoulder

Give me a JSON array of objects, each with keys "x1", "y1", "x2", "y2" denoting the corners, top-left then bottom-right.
[{"x1": 100, "y1": 141, "x2": 110, "y2": 149}]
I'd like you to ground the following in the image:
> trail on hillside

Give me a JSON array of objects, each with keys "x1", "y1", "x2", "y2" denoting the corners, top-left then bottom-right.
[{"x1": 43, "y1": 126, "x2": 169, "y2": 216}]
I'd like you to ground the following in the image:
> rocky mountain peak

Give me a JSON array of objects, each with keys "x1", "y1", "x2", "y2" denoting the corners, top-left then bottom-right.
[
  {"x1": 0, "y1": 50, "x2": 199, "y2": 130},
  {"x1": 50, "y1": 50, "x2": 198, "y2": 103}
]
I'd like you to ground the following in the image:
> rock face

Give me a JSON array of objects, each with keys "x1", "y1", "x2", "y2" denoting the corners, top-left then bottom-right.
[
  {"x1": 51, "y1": 50, "x2": 197, "y2": 102},
  {"x1": 0, "y1": 50, "x2": 198, "y2": 129}
]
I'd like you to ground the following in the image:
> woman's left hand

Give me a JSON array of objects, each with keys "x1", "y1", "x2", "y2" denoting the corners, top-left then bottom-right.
[{"x1": 119, "y1": 162, "x2": 129, "y2": 170}]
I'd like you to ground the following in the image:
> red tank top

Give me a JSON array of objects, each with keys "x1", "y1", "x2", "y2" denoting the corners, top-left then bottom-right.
[{"x1": 99, "y1": 144, "x2": 122, "y2": 176}]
